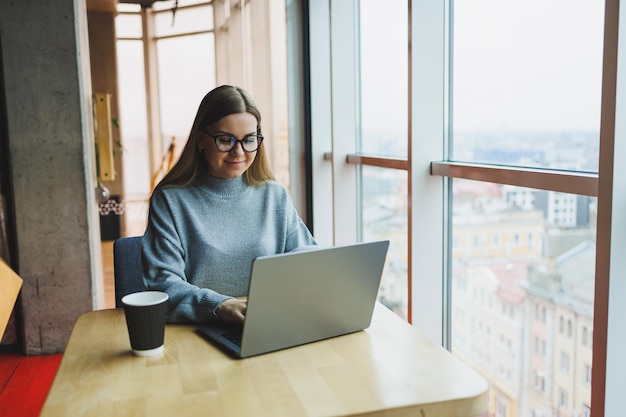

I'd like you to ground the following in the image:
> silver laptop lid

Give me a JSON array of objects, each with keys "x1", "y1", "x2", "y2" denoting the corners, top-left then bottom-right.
[{"x1": 239, "y1": 240, "x2": 389, "y2": 358}]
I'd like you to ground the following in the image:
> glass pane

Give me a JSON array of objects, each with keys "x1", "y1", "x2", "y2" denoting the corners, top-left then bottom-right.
[
  {"x1": 116, "y1": 39, "x2": 150, "y2": 235},
  {"x1": 450, "y1": 179, "x2": 595, "y2": 416},
  {"x1": 116, "y1": 12, "x2": 142, "y2": 39},
  {"x1": 117, "y1": 3, "x2": 141, "y2": 14},
  {"x1": 157, "y1": 33, "x2": 216, "y2": 154},
  {"x1": 155, "y1": 4, "x2": 213, "y2": 38},
  {"x1": 452, "y1": 0, "x2": 604, "y2": 172},
  {"x1": 359, "y1": 0, "x2": 408, "y2": 158},
  {"x1": 361, "y1": 166, "x2": 409, "y2": 319}
]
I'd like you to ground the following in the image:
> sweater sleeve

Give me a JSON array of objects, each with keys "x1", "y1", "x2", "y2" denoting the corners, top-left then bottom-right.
[
  {"x1": 283, "y1": 191, "x2": 318, "y2": 252},
  {"x1": 142, "y1": 190, "x2": 231, "y2": 323}
]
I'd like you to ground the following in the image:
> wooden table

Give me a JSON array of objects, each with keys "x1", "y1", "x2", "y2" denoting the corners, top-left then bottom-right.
[{"x1": 40, "y1": 303, "x2": 488, "y2": 417}]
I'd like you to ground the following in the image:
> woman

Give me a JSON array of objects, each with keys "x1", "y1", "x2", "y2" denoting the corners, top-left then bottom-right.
[{"x1": 142, "y1": 85, "x2": 316, "y2": 324}]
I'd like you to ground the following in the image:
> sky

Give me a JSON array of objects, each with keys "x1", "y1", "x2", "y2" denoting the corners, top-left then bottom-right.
[
  {"x1": 453, "y1": 0, "x2": 605, "y2": 132},
  {"x1": 358, "y1": 0, "x2": 605, "y2": 134}
]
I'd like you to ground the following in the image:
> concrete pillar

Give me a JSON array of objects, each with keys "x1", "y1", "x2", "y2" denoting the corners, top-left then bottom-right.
[{"x1": 0, "y1": 0, "x2": 102, "y2": 354}]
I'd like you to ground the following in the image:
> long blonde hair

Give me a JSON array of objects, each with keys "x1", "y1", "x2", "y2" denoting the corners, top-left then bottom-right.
[{"x1": 153, "y1": 85, "x2": 274, "y2": 193}]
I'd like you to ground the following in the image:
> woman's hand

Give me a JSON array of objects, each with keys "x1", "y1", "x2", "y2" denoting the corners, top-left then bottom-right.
[{"x1": 216, "y1": 298, "x2": 247, "y2": 324}]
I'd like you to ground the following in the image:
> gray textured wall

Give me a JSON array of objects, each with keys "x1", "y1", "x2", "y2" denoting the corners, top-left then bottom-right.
[{"x1": 0, "y1": 0, "x2": 101, "y2": 354}]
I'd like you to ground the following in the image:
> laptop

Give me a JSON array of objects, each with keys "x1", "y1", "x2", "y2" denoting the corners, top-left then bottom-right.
[{"x1": 197, "y1": 240, "x2": 389, "y2": 358}]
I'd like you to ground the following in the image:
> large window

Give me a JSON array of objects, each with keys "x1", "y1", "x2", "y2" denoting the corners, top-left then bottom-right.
[
  {"x1": 308, "y1": 0, "x2": 625, "y2": 415},
  {"x1": 450, "y1": 2, "x2": 603, "y2": 415},
  {"x1": 361, "y1": 167, "x2": 408, "y2": 317},
  {"x1": 359, "y1": 0, "x2": 408, "y2": 159},
  {"x1": 359, "y1": 0, "x2": 409, "y2": 318},
  {"x1": 452, "y1": 0, "x2": 603, "y2": 172},
  {"x1": 116, "y1": 1, "x2": 216, "y2": 236},
  {"x1": 116, "y1": 6, "x2": 150, "y2": 236},
  {"x1": 307, "y1": 0, "x2": 410, "y2": 318},
  {"x1": 451, "y1": 181, "x2": 596, "y2": 415}
]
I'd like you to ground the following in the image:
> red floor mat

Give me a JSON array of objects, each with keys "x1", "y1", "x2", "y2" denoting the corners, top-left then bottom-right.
[{"x1": 0, "y1": 353, "x2": 62, "y2": 417}]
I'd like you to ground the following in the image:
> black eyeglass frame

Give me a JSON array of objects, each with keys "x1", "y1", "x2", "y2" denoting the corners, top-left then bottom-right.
[{"x1": 200, "y1": 129, "x2": 264, "y2": 153}]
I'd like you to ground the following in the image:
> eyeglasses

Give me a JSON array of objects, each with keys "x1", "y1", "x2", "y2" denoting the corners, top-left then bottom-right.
[{"x1": 201, "y1": 130, "x2": 264, "y2": 153}]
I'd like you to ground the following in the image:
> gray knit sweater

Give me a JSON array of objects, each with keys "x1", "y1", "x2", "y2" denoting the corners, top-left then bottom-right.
[{"x1": 142, "y1": 175, "x2": 317, "y2": 323}]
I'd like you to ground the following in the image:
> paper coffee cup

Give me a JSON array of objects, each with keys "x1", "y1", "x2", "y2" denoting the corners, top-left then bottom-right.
[{"x1": 122, "y1": 291, "x2": 168, "y2": 356}]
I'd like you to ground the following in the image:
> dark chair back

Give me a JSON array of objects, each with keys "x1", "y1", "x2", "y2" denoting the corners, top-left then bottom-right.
[{"x1": 113, "y1": 236, "x2": 146, "y2": 308}]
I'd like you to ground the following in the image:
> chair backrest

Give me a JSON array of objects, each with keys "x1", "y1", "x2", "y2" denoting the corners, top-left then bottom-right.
[
  {"x1": 0, "y1": 258, "x2": 23, "y2": 337},
  {"x1": 113, "y1": 236, "x2": 146, "y2": 308}
]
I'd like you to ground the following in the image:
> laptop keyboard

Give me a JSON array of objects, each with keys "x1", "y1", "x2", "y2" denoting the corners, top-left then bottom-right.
[{"x1": 222, "y1": 331, "x2": 242, "y2": 347}]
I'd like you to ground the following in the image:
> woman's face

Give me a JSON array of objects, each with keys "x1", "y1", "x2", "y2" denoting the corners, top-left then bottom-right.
[{"x1": 198, "y1": 112, "x2": 259, "y2": 179}]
